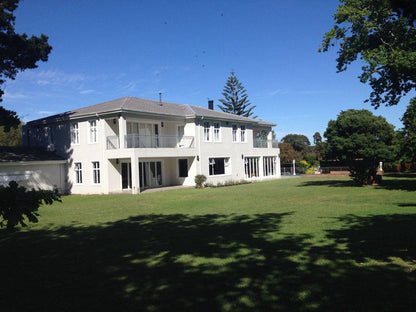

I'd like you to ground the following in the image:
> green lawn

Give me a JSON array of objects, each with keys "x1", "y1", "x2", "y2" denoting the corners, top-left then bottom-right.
[{"x1": 1, "y1": 175, "x2": 416, "y2": 311}]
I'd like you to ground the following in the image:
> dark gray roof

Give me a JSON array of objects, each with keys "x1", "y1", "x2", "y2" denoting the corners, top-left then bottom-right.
[
  {"x1": 28, "y1": 96, "x2": 275, "y2": 127},
  {"x1": 0, "y1": 146, "x2": 65, "y2": 162}
]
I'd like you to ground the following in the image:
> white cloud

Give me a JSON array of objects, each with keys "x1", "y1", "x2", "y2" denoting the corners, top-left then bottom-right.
[
  {"x1": 37, "y1": 110, "x2": 56, "y2": 116},
  {"x1": 32, "y1": 69, "x2": 87, "y2": 86},
  {"x1": 3, "y1": 92, "x2": 28, "y2": 99},
  {"x1": 79, "y1": 89, "x2": 95, "y2": 94},
  {"x1": 269, "y1": 89, "x2": 288, "y2": 96}
]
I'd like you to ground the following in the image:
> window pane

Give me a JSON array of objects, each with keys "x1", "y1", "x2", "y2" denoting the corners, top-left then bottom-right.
[{"x1": 178, "y1": 159, "x2": 188, "y2": 177}]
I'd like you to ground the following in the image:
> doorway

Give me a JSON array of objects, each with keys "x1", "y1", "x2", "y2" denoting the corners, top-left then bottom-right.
[
  {"x1": 139, "y1": 161, "x2": 162, "y2": 189},
  {"x1": 121, "y1": 162, "x2": 132, "y2": 189}
]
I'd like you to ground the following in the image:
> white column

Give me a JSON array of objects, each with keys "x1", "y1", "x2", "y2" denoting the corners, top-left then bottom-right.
[
  {"x1": 259, "y1": 156, "x2": 264, "y2": 178},
  {"x1": 131, "y1": 155, "x2": 140, "y2": 194},
  {"x1": 119, "y1": 115, "x2": 127, "y2": 149},
  {"x1": 267, "y1": 130, "x2": 273, "y2": 148}
]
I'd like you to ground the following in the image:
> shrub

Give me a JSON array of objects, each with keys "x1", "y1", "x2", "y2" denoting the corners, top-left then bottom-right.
[
  {"x1": 194, "y1": 175, "x2": 207, "y2": 189},
  {"x1": 0, "y1": 181, "x2": 61, "y2": 229}
]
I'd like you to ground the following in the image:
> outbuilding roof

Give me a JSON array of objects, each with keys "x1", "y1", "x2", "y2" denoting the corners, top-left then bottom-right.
[{"x1": 27, "y1": 96, "x2": 276, "y2": 127}]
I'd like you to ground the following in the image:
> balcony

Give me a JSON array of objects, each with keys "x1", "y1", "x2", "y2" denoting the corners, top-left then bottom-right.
[
  {"x1": 253, "y1": 139, "x2": 279, "y2": 148},
  {"x1": 106, "y1": 135, "x2": 194, "y2": 149}
]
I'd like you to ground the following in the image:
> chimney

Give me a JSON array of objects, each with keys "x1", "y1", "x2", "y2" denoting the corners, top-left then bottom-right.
[
  {"x1": 208, "y1": 100, "x2": 214, "y2": 110},
  {"x1": 159, "y1": 92, "x2": 163, "y2": 106}
]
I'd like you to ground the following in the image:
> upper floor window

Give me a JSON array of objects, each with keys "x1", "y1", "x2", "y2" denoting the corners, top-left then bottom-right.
[
  {"x1": 92, "y1": 161, "x2": 100, "y2": 184},
  {"x1": 232, "y1": 125, "x2": 238, "y2": 142},
  {"x1": 71, "y1": 122, "x2": 79, "y2": 144},
  {"x1": 213, "y1": 123, "x2": 221, "y2": 142},
  {"x1": 89, "y1": 120, "x2": 98, "y2": 143},
  {"x1": 240, "y1": 125, "x2": 246, "y2": 142},
  {"x1": 203, "y1": 122, "x2": 210, "y2": 141}
]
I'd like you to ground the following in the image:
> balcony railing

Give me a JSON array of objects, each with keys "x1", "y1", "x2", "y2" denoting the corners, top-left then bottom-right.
[
  {"x1": 125, "y1": 134, "x2": 194, "y2": 149},
  {"x1": 253, "y1": 139, "x2": 280, "y2": 148},
  {"x1": 253, "y1": 139, "x2": 270, "y2": 148}
]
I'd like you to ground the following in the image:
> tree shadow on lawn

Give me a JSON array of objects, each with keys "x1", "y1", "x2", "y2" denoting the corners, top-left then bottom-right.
[
  {"x1": 298, "y1": 174, "x2": 416, "y2": 191},
  {"x1": 1, "y1": 212, "x2": 416, "y2": 311},
  {"x1": 298, "y1": 179, "x2": 356, "y2": 188}
]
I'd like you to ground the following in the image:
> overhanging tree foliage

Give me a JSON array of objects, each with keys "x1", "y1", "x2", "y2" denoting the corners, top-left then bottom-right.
[
  {"x1": 324, "y1": 109, "x2": 396, "y2": 185},
  {"x1": 0, "y1": 0, "x2": 52, "y2": 130},
  {"x1": 0, "y1": 181, "x2": 61, "y2": 229},
  {"x1": 398, "y1": 97, "x2": 416, "y2": 163},
  {"x1": 319, "y1": 0, "x2": 416, "y2": 108},
  {"x1": 218, "y1": 71, "x2": 256, "y2": 118}
]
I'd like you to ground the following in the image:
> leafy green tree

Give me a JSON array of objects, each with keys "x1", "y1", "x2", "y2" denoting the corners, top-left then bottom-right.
[
  {"x1": 281, "y1": 134, "x2": 311, "y2": 152},
  {"x1": 278, "y1": 142, "x2": 296, "y2": 163},
  {"x1": 0, "y1": 181, "x2": 60, "y2": 229},
  {"x1": 319, "y1": 0, "x2": 416, "y2": 108},
  {"x1": 313, "y1": 132, "x2": 324, "y2": 160},
  {"x1": 218, "y1": 70, "x2": 256, "y2": 118},
  {"x1": 324, "y1": 109, "x2": 396, "y2": 185},
  {"x1": 0, "y1": 0, "x2": 52, "y2": 130},
  {"x1": 0, "y1": 122, "x2": 22, "y2": 146},
  {"x1": 398, "y1": 97, "x2": 416, "y2": 162}
]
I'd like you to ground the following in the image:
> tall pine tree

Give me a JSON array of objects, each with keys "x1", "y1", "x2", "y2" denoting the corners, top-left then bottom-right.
[{"x1": 218, "y1": 71, "x2": 256, "y2": 118}]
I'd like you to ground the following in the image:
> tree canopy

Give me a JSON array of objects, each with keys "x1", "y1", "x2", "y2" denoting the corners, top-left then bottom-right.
[
  {"x1": 324, "y1": 109, "x2": 396, "y2": 184},
  {"x1": 319, "y1": 0, "x2": 416, "y2": 108},
  {"x1": 218, "y1": 71, "x2": 256, "y2": 118},
  {"x1": 281, "y1": 134, "x2": 311, "y2": 152},
  {"x1": 398, "y1": 97, "x2": 416, "y2": 162},
  {"x1": 0, "y1": 0, "x2": 52, "y2": 130}
]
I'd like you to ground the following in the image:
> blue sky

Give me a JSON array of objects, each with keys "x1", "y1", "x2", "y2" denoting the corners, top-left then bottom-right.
[{"x1": 2, "y1": 0, "x2": 414, "y2": 142}]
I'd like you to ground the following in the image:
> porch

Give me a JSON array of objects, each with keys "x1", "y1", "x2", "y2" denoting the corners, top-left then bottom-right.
[{"x1": 107, "y1": 156, "x2": 197, "y2": 194}]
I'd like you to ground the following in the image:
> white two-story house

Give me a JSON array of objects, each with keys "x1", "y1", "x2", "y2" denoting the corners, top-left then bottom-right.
[{"x1": 23, "y1": 96, "x2": 280, "y2": 194}]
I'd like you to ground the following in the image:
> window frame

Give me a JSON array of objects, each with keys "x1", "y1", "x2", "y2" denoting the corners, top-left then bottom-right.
[
  {"x1": 74, "y1": 162, "x2": 83, "y2": 184},
  {"x1": 89, "y1": 120, "x2": 98, "y2": 144},
  {"x1": 208, "y1": 157, "x2": 230, "y2": 176},
  {"x1": 70, "y1": 122, "x2": 80, "y2": 145},
  {"x1": 240, "y1": 125, "x2": 246, "y2": 143},
  {"x1": 213, "y1": 122, "x2": 221, "y2": 142},
  {"x1": 91, "y1": 161, "x2": 101, "y2": 184},
  {"x1": 203, "y1": 121, "x2": 211, "y2": 142},
  {"x1": 232, "y1": 125, "x2": 238, "y2": 142}
]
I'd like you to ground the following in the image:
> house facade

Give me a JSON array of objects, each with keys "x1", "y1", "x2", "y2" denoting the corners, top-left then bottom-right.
[{"x1": 23, "y1": 97, "x2": 280, "y2": 194}]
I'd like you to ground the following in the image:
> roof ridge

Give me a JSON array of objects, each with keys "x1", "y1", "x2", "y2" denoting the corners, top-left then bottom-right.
[
  {"x1": 120, "y1": 96, "x2": 130, "y2": 109},
  {"x1": 185, "y1": 104, "x2": 196, "y2": 115}
]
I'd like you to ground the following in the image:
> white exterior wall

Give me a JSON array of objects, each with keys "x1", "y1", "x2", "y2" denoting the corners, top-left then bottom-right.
[
  {"x1": 24, "y1": 112, "x2": 280, "y2": 194},
  {"x1": 195, "y1": 120, "x2": 280, "y2": 185},
  {"x1": 0, "y1": 161, "x2": 67, "y2": 193}
]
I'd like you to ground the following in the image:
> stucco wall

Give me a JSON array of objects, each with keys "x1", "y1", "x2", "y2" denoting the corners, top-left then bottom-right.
[{"x1": 0, "y1": 162, "x2": 67, "y2": 193}]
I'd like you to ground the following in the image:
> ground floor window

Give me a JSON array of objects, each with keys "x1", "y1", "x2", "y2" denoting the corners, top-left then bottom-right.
[
  {"x1": 92, "y1": 161, "x2": 100, "y2": 184},
  {"x1": 244, "y1": 157, "x2": 259, "y2": 178},
  {"x1": 178, "y1": 159, "x2": 188, "y2": 177},
  {"x1": 74, "y1": 162, "x2": 82, "y2": 184},
  {"x1": 263, "y1": 156, "x2": 277, "y2": 176},
  {"x1": 209, "y1": 157, "x2": 230, "y2": 175}
]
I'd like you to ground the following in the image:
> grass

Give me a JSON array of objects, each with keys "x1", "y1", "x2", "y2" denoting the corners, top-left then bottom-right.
[{"x1": 1, "y1": 174, "x2": 416, "y2": 311}]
